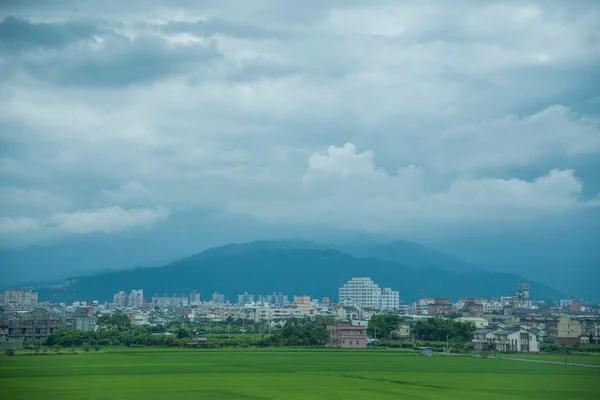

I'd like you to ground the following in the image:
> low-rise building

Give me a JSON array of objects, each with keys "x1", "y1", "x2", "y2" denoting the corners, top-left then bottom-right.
[
  {"x1": 456, "y1": 317, "x2": 489, "y2": 329},
  {"x1": 327, "y1": 322, "x2": 367, "y2": 348},
  {"x1": 492, "y1": 327, "x2": 539, "y2": 353},
  {"x1": 0, "y1": 308, "x2": 64, "y2": 341},
  {"x1": 66, "y1": 308, "x2": 97, "y2": 331}
]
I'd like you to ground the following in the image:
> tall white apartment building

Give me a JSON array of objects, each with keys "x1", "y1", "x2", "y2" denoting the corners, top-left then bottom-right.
[
  {"x1": 127, "y1": 290, "x2": 144, "y2": 308},
  {"x1": 113, "y1": 291, "x2": 127, "y2": 307},
  {"x1": 380, "y1": 287, "x2": 400, "y2": 310},
  {"x1": 2, "y1": 290, "x2": 38, "y2": 309},
  {"x1": 339, "y1": 278, "x2": 382, "y2": 308}
]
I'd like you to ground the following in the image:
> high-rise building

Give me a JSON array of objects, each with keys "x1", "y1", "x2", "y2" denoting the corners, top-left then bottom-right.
[
  {"x1": 127, "y1": 290, "x2": 144, "y2": 308},
  {"x1": 212, "y1": 292, "x2": 225, "y2": 304},
  {"x1": 1, "y1": 290, "x2": 38, "y2": 309},
  {"x1": 380, "y1": 288, "x2": 400, "y2": 310},
  {"x1": 112, "y1": 291, "x2": 127, "y2": 307},
  {"x1": 266, "y1": 292, "x2": 289, "y2": 306},
  {"x1": 338, "y1": 277, "x2": 382, "y2": 308},
  {"x1": 237, "y1": 291, "x2": 254, "y2": 305},
  {"x1": 338, "y1": 277, "x2": 400, "y2": 309},
  {"x1": 190, "y1": 290, "x2": 201, "y2": 305}
]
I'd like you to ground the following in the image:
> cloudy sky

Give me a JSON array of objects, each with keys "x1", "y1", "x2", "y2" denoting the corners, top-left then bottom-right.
[{"x1": 1, "y1": 1, "x2": 599, "y2": 293}]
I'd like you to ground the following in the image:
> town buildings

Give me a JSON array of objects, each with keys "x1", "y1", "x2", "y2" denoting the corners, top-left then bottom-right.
[{"x1": 237, "y1": 292, "x2": 254, "y2": 305}]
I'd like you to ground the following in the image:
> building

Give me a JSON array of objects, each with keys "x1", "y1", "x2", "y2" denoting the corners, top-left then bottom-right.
[
  {"x1": 456, "y1": 317, "x2": 489, "y2": 329},
  {"x1": 66, "y1": 308, "x2": 97, "y2": 331},
  {"x1": 152, "y1": 294, "x2": 188, "y2": 308},
  {"x1": 338, "y1": 278, "x2": 399, "y2": 309},
  {"x1": 237, "y1": 292, "x2": 255, "y2": 305},
  {"x1": 294, "y1": 296, "x2": 311, "y2": 315},
  {"x1": 473, "y1": 326, "x2": 539, "y2": 353},
  {"x1": 339, "y1": 278, "x2": 381, "y2": 308},
  {"x1": 190, "y1": 290, "x2": 201, "y2": 305},
  {"x1": 327, "y1": 322, "x2": 367, "y2": 348},
  {"x1": 492, "y1": 327, "x2": 539, "y2": 353},
  {"x1": 211, "y1": 292, "x2": 225, "y2": 304},
  {"x1": 2, "y1": 290, "x2": 38, "y2": 309},
  {"x1": 113, "y1": 291, "x2": 127, "y2": 307},
  {"x1": 127, "y1": 290, "x2": 144, "y2": 308},
  {"x1": 557, "y1": 317, "x2": 581, "y2": 344},
  {"x1": 266, "y1": 293, "x2": 289, "y2": 306},
  {"x1": 380, "y1": 288, "x2": 400, "y2": 310},
  {"x1": 0, "y1": 308, "x2": 64, "y2": 341}
]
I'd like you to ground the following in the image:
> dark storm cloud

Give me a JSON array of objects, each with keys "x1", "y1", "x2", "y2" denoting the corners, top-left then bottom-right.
[{"x1": 0, "y1": 16, "x2": 99, "y2": 52}]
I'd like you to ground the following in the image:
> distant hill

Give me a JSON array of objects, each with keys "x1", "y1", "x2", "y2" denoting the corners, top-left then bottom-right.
[
  {"x1": 336, "y1": 240, "x2": 483, "y2": 273},
  {"x1": 35, "y1": 242, "x2": 564, "y2": 303}
]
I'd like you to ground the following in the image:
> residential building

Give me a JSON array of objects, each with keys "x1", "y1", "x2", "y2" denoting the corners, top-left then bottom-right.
[
  {"x1": 338, "y1": 277, "x2": 399, "y2": 309},
  {"x1": 339, "y1": 278, "x2": 382, "y2": 308},
  {"x1": 294, "y1": 296, "x2": 311, "y2": 315},
  {"x1": 456, "y1": 317, "x2": 489, "y2": 329},
  {"x1": 557, "y1": 317, "x2": 581, "y2": 344},
  {"x1": 66, "y1": 308, "x2": 97, "y2": 331},
  {"x1": 2, "y1": 290, "x2": 38, "y2": 309},
  {"x1": 190, "y1": 290, "x2": 201, "y2": 305},
  {"x1": 237, "y1": 292, "x2": 255, "y2": 305},
  {"x1": 127, "y1": 290, "x2": 144, "y2": 308},
  {"x1": 327, "y1": 322, "x2": 367, "y2": 348},
  {"x1": 211, "y1": 292, "x2": 225, "y2": 304},
  {"x1": 152, "y1": 294, "x2": 188, "y2": 308},
  {"x1": 113, "y1": 291, "x2": 127, "y2": 307},
  {"x1": 380, "y1": 288, "x2": 400, "y2": 310},
  {"x1": 266, "y1": 293, "x2": 289, "y2": 306},
  {"x1": 492, "y1": 327, "x2": 539, "y2": 353}
]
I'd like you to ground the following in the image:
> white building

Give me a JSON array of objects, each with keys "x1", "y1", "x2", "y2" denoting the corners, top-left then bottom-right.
[
  {"x1": 473, "y1": 327, "x2": 539, "y2": 353},
  {"x1": 380, "y1": 288, "x2": 400, "y2": 310},
  {"x1": 190, "y1": 291, "x2": 201, "y2": 305},
  {"x1": 266, "y1": 293, "x2": 289, "y2": 306},
  {"x1": 237, "y1": 292, "x2": 255, "y2": 305},
  {"x1": 212, "y1": 292, "x2": 225, "y2": 304},
  {"x1": 127, "y1": 290, "x2": 144, "y2": 308},
  {"x1": 339, "y1": 278, "x2": 381, "y2": 308},
  {"x1": 2, "y1": 290, "x2": 38, "y2": 309},
  {"x1": 113, "y1": 291, "x2": 127, "y2": 307}
]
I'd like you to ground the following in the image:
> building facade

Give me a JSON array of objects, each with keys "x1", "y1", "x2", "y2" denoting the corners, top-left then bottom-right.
[
  {"x1": 0, "y1": 308, "x2": 64, "y2": 341},
  {"x1": 2, "y1": 290, "x2": 38, "y2": 309},
  {"x1": 66, "y1": 308, "x2": 97, "y2": 331},
  {"x1": 327, "y1": 322, "x2": 367, "y2": 348},
  {"x1": 338, "y1": 278, "x2": 382, "y2": 308}
]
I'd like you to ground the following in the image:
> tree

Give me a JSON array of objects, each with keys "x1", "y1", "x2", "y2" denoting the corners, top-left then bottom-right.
[
  {"x1": 4, "y1": 349, "x2": 15, "y2": 356},
  {"x1": 413, "y1": 318, "x2": 475, "y2": 342},
  {"x1": 367, "y1": 314, "x2": 402, "y2": 339},
  {"x1": 98, "y1": 313, "x2": 131, "y2": 329}
]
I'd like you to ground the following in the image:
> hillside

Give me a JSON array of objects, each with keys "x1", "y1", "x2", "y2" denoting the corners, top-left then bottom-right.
[{"x1": 36, "y1": 245, "x2": 564, "y2": 303}]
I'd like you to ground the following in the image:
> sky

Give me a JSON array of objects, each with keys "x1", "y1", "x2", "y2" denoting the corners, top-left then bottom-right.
[{"x1": 0, "y1": 1, "x2": 599, "y2": 296}]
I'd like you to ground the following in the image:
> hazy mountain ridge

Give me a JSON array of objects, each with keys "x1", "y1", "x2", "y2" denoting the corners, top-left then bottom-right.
[{"x1": 33, "y1": 241, "x2": 564, "y2": 303}]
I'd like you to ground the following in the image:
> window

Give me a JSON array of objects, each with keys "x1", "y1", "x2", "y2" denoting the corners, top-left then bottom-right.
[
  {"x1": 349, "y1": 341, "x2": 352, "y2": 345},
  {"x1": 356, "y1": 341, "x2": 360, "y2": 345}
]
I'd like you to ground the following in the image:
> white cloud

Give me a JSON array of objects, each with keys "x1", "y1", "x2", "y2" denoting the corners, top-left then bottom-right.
[
  {"x1": 0, "y1": 206, "x2": 170, "y2": 240},
  {"x1": 308, "y1": 143, "x2": 378, "y2": 175}
]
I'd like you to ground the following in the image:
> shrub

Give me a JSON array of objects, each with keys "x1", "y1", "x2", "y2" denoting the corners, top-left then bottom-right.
[{"x1": 4, "y1": 349, "x2": 15, "y2": 356}]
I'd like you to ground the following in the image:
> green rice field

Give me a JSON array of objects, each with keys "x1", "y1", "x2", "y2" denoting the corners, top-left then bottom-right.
[{"x1": 1, "y1": 348, "x2": 599, "y2": 400}]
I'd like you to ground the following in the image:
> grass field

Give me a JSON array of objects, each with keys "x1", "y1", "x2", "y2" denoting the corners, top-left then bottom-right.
[
  {"x1": 496, "y1": 352, "x2": 600, "y2": 366},
  {"x1": 1, "y1": 348, "x2": 599, "y2": 400}
]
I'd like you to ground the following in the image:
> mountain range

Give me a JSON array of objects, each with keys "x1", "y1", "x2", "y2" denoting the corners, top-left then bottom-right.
[{"x1": 31, "y1": 240, "x2": 564, "y2": 304}]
